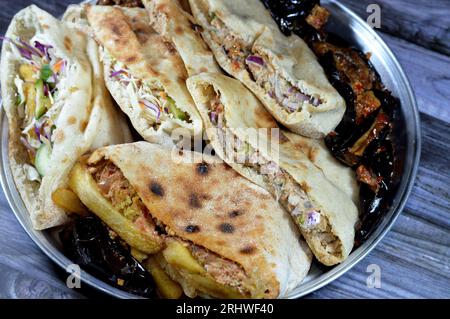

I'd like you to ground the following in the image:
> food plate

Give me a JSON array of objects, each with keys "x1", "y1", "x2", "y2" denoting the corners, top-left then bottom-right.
[{"x1": 0, "y1": 0, "x2": 421, "y2": 299}]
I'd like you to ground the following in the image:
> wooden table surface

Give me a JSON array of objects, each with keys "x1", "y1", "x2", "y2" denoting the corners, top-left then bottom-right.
[{"x1": 0, "y1": 0, "x2": 449, "y2": 299}]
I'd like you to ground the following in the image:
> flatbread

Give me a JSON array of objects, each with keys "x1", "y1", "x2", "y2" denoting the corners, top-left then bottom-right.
[
  {"x1": 85, "y1": 5, "x2": 203, "y2": 145},
  {"x1": 187, "y1": 73, "x2": 358, "y2": 265},
  {"x1": 86, "y1": 141, "x2": 312, "y2": 298},
  {"x1": 0, "y1": 5, "x2": 132, "y2": 229},
  {"x1": 189, "y1": 0, "x2": 346, "y2": 138},
  {"x1": 281, "y1": 130, "x2": 359, "y2": 204},
  {"x1": 143, "y1": 0, "x2": 221, "y2": 76}
]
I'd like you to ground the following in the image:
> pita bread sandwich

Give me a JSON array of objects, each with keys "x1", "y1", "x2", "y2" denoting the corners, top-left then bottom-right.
[
  {"x1": 69, "y1": 141, "x2": 312, "y2": 298},
  {"x1": 0, "y1": 5, "x2": 132, "y2": 230},
  {"x1": 188, "y1": 0, "x2": 346, "y2": 138},
  {"x1": 143, "y1": 0, "x2": 221, "y2": 76},
  {"x1": 187, "y1": 73, "x2": 359, "y2": 266},
  {"x1": 84, "y1": 5, "x2": 203, "y2": 145}
]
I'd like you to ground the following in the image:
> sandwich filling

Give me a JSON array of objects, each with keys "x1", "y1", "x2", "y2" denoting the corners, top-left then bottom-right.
[
  {"x1": 207, "y1": 90, "x2": 341, "y2": 256},
  {"x1": 87, "y1": 158, "x2": 251, "y2": 297},
  {"x1": 207, "y1": 14, "x2": 323, "y2": 114},
  {"x1": 2, "y1": 36, "x2": 68, "y2": 181},
  {"x1": 100, "y1": 47, "x2": 191, "y2": 129}
]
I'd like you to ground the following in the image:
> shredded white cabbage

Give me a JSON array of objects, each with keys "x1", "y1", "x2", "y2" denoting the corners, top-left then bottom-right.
[
  {"x1": 14, "y1": 75, "x2": 25, "y2": 106},
  {"x1": 23, "y1": 163, "x2": 41, "y2": 182},
  {"x1": 101, "y1": 47, "x2": 185, "y2": 124}
]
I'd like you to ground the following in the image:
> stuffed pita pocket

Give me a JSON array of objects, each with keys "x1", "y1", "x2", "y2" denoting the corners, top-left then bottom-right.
[
  {"x1": 69, "y1": 141, "x2": 312, "y2": 298},
  {"x1": 0, "y1": 5, "x2": 132, "y2": 230},
  {"x1": 187, "y1": 73, "x2": 358, "y2": 265},
  {"x1": 189, "y1": 0, "x2": 346, "y2": 138},
  {"x1": 85, "y1": 5, "x2": 202, "y2": 145}
]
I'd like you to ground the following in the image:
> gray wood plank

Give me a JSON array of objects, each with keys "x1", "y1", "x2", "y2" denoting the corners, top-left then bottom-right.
[
  {"x1": 340, "y1": 0, "x2": 450, "y2": 56},
  {"x1": 380, "y1": 33, "x2": 450, "y2": 123}
]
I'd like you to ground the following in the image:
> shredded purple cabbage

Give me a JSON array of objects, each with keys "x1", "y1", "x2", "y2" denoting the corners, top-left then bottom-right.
[
  {"x1": 141, "y1": 99, "x2": 161, "y2": 122},
  {"x1": 0, "y1": 36, "x2": 44, "y2": 61},
  {"x1": 43, "y1": 84, "x2": 49, "y2": 97},
  {"x1": 34, "y1": 125, "x2": 41, "y2": 142},
  {"x1": 34, "y1": 41, "x2": 53, "y2": 61},
  {"x1": 246, "y1": 55, "x2": 265, "y2": 66},
  {"x1": 110, "y1": 70, "x2": 126, "y2": 78},
  {"x1": 17, "y1": 39, "x2": 43, "y2": 57},
  {"x1": 306, "y1": 211, "x2": 321, "y2": 227},
  {"x1": 210, "y1": 111, "x2": 218, "y2": 125}
]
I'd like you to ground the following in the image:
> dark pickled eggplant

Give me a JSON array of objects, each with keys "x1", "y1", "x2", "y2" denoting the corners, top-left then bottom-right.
[
  {"x1": 261, "y1": 0, "x2": 325, "y2": 43},
  {"x1": 260, "y1": 0, "x2": 404, "y2": 244},
  {"x1": 60, "y1": 215, "x2": 155, "y2": 298}
]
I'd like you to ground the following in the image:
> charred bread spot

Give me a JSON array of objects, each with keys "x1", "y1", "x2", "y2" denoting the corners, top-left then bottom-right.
[
  {"x1": 228, "y1": 210, "x2": 243, "y2": 218},
  {"x1": 164, "y1": 41, "x2": 177, "y2": 55},
  {"x1": 111, "y1": 24, "x2": 122, "y2": 37},
  {"x1": 79, "y1": 120, "x2": 88, "y2": 133},
  {"x1": 156, "y1": 3, "x2": 167, "y2": 11},
  {"x1": 67, "y1": 116, "x2": 77, "y2": 125},
  {"x1": 185, "y1": 224, "x2": 200, "y2": 233},
  {"x1": 197, "y1": 162, "x2": 209, "y2": 175},
  {"x1": 64, "y1": 36, "x2": 73, "y2": 52},
  {"x1": 259, "y1": 202, "x2": 268, "y2": 210},
  {"x1": 308, "y1": 147, "x2": 318, "y2": 162},
  {"x1": 175, "y1": 26, "x2": 183, "y2": 35},
  {"x1": 218, "y1": 223, "x2": 234, "y2": 234},
  {"x1": 146, "y1": 66, "x2": 160, "y2": 77},
  {"x1": 189, "y1": 193, "x2": 202, "y2": 208},
  {"x1": 254, "y1": 105, "x2": 278, "y2": 128},
  {"x1": 240, "y1": 245, "x2": 256, "y2": 254},
  {"x1": 178, "y1": 75, "x2": 187, "y2": 84},
  {"x1": 125, "y1": 55, "x2": 138, "y2": 64},
  {"x1": 294, "y1": 139, "x2": 313, "y2": 158},
  {"x1": 54, "y1": 129, "x2": 65, "y2": 143},
  {"x1": 150, "y1": 181, "x2": 164, "y2": 197},
  {"x1": 300, "y1": 181, "x2": 311, "y2": 193},
  {"x1": 135, "y1": 28, "x2": 150, "y2": 43}
]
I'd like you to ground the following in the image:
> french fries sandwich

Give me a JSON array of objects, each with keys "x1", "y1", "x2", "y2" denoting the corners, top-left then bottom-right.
[{"x1": 69, "y1": 142, "x2": 312, "y2": 298}]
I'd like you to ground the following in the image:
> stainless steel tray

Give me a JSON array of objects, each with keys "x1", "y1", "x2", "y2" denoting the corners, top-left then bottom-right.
[{"x1": 0, "y1": 0, "x2": 421, "y2": 299}]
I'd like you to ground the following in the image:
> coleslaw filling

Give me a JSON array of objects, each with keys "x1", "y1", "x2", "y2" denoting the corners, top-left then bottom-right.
[
  {"x1": 100, "y1": 47, "x2": 190, "y2": 129},
  {"x1": 2, "y1": 36, "x2": 69, "y2": 180},
  {"x1": 208, "y1": 15, "x2": 323, "y2": 114}
]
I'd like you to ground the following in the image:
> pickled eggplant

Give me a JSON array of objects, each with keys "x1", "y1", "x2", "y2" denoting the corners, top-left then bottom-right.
[
  {"x1": 60, "y1": 215, "x2": 156, "y2": 298},
  {"x1": 261, "y1": 0, "x2": 405, "y2": 244}
]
